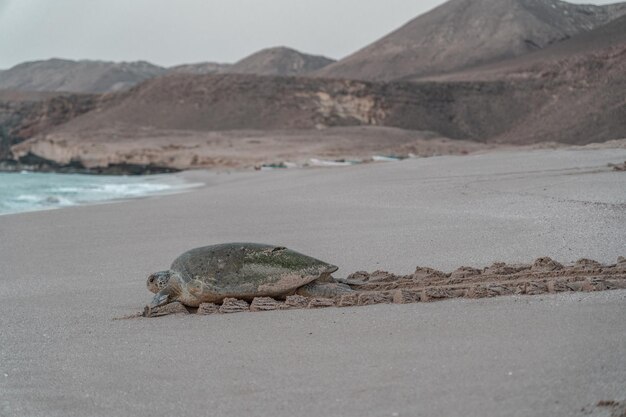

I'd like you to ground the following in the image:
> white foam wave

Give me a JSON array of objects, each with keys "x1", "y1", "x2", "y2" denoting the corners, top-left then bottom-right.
[
  {"x1": 4, "y1": 194, "x2": 76, "y2": 211},
  {"x1": 0, "y1": 173, "x2": 191, "y2": 215}
]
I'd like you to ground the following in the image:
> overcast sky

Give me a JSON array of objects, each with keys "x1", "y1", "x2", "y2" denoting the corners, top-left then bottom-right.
[{"x1": 0, "y1": 0, "x2": 617, "y2": 69}]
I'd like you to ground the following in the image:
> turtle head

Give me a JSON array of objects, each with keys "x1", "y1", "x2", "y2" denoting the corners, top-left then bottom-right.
[
  {"x1": 144, "y1": 271, "x2": 184, "y2": 316},
  {"x1": 147, "y1": 270, "x2": 175, "y2": 293}
]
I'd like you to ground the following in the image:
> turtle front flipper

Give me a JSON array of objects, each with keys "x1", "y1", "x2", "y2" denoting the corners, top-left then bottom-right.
[
  {"x1": 296, "y1": 281, "x2": 354, "y2": 298},
  {"x1": 143, "y1": 288, "x2": 174, "y2": 317}
]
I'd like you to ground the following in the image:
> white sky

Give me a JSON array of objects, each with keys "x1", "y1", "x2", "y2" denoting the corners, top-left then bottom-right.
[{"x1": 0, "y1": 0, "x2": 618, "y2": 69}]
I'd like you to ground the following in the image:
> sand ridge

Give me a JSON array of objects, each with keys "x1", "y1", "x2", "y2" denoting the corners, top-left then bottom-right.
[{"x1": 140, "y1": 256, "x2": 626, "y2": 317}]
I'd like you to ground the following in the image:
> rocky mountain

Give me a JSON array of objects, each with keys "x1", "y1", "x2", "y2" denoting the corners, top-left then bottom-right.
[
  {"x1": 424, "y1": 14, "x2": 626, "y2": 145},
  {"x1": 0, "y1": 47, "x2": 335, "y2": 94},
  {"x1": 228, "y1": 47, "x2": 335, "y2": 76},
  {"x1": 0, "y1": 59, "x2": 165, "y2": 93},
  {"x1": 167, "y1": 62, "x2": 232, "y2": 75},
  {"x1": 5, "y1": 10, "x2": 625, "y2": 169},
  {"x1": 422, "y1": 14, "x2": 626, "y2": 81},
  {"x1": 315, "y1": 0, "x2": 626, "y2": 81},
  {"x1": 3, "y1": 51, "x2": 622, "y2": 172},
  {"x1": 166, "y1": 47, "x2": 334, "y2": 77}
]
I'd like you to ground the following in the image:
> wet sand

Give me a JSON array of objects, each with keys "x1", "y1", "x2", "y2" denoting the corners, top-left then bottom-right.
[{"x1": 1, "y1": 148, "x2": 625, "y2": 417}]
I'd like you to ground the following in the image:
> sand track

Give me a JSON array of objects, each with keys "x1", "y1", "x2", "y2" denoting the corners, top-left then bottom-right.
[{"x1": 139, "y1": 256, "x2": 626, "y2": 318}]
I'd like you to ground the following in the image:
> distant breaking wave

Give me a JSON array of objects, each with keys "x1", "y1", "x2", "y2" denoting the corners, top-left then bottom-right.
[{"x1": 0, "y1": 172, "x2": 194, "y2": 215}]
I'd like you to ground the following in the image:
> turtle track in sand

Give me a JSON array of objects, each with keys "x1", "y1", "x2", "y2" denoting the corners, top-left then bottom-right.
[{"x1": 134, "y1": 256, "x2": 626, "y2": 318}]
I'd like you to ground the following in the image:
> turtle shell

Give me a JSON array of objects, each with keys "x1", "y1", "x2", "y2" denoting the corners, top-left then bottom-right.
[{"x1": 170, "y1": 243, "x2": 338, "y2": 299}]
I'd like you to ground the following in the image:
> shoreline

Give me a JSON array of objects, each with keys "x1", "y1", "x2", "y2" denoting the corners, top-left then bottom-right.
[
  {"x1": 0, "y1": 151, "x2": 455, "y2": 217},
  {"x1": 2, "y1": 146, "x2": 624, "y2": 269},
  {"x1": 3, "y1": 142, "x2": 624, "y2": 218}
]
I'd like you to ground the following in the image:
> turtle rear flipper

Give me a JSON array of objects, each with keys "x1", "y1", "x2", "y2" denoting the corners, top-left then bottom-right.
[
  {"x1": 316, "y1": 265, "x2": 339, "y2": 283},
  {"x1": 334, "y1": 277, "x2": 367, "y2": 286}
]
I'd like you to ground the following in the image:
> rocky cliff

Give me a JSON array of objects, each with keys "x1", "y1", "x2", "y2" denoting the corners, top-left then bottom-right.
[{"x1": 0, "y1": 91, "x2": 100, "y2": 160}]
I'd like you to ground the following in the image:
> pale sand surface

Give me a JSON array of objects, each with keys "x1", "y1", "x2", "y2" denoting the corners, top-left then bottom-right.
[{"x1": 1, "y1": 148, "x2": 625, "y2": 417}]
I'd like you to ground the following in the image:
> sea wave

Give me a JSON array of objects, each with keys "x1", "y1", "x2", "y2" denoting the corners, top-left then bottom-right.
[{"x1": 0, "y1": 172, "x2": 193, "y2": 215}]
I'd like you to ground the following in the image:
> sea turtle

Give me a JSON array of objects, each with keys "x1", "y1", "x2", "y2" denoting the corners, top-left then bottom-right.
[{"x1": 145, "y1": 243, "x2": 352, "y2": 315}]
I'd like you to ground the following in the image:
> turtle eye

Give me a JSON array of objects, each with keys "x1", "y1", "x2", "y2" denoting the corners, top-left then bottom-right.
[{"x1": 149, "y1": 275, "x2": 155, "y2": 283}]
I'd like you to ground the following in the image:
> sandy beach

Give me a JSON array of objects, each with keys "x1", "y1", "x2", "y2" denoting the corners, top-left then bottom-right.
[{"x1": 1, "y1": 147, "x2": 625, "y2": 417}]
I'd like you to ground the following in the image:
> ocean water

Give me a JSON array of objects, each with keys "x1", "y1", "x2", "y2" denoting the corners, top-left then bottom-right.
[{"x1": 0, "y1": 172, "x2": 190, "y2": 215}]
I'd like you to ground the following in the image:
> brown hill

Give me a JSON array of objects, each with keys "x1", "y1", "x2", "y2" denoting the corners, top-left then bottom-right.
[
  {"x1": 314, "y1": 0, "x2": 626, "y2": 81},
  {"x1": 1, "y1": 72, "x2": 537, "y2": 170},
  {"x1": 0, "y1": 59, "x2": 165, "y2": 93},
  {"x1": 421, "y1": 14, "x2": 626, "y2": 81},
  {"x1": 229, "y1": 47, "x2": 335, "y2": 76},
  {"x1": 36, "y1": 73, "x2": 542, "y2": 141},
  {"x1": 421, "y1": 14, "x2": 626, "y2": 145}
]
